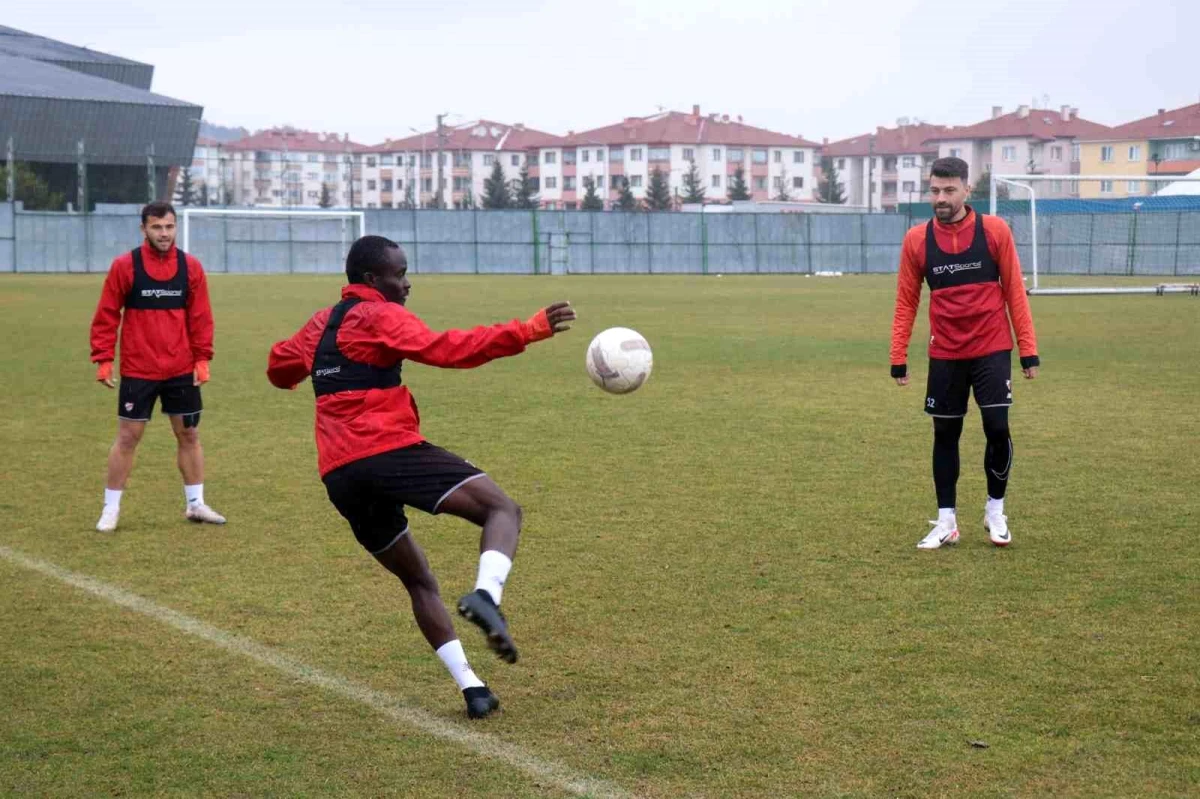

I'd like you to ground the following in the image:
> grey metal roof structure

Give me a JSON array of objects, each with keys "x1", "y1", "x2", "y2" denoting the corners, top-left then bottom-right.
[
  {"x1": 0, "y1": 37, "x2": 202, "y2": 167},
  {"x1": 0, "y1": 25, "x2": 152, "y2": 89}
]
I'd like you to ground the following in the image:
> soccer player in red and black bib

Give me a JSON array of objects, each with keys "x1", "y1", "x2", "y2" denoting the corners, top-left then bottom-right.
[
  {"x1": 890, "y1": 158, "x2": 1040, "y2": 550},
  {"x1": 90, "y1": 202, "x2": 226, "y2": 533},
  {"x1": 267, "y1": 235, "x2": 575, "y2": 719}
]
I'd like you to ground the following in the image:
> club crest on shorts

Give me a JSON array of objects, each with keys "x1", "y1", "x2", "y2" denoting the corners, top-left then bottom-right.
[{"x1": 124, "y1": 402, "x2": 134, "y2": 412}]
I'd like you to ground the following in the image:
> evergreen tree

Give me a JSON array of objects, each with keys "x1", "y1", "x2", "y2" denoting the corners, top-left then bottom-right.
[
  {"x1": 512, "y1": 165, "x2": 539, "y2": 209},
  {"x1": 175, "y1": 167, "x2": 197, "y2": 206},
  {"x1": 403, "y1": 181, "x2": 416, "y2": 209},
  {"x1": 581, "y1": 177, "x2": 604, "y2": 210},
  {"x1": 681, "y1": 160, "x2": 706, "y2": 203},
  {"x1": 318, "y1": 183, "x2": 334, "y2": 208},
  {"x1": 644, "y1": 167, "x2": 673, "y2": 211},
  {"x1": 817, "y1": 157, "x2": 846, "y2": 204},
  {"x1": 482, "y1": 160, "x2": 512, "y2": 208},
  {"x1": 773, "y1": 167, "x2": 791, "y2": 201},
  {"x1": 726, "y1": 165, "x2": 751, "y2": 201},
  {"x1": 198, "y1": 183, "x2": 210, "y2": 207},
  {"x1": 970, "y1": 169, "x2": 1008, "y2": 201},
  {"x1": 222, "y1": 189, "x2": 234, "y2": 206},
  {"x1": 616, "y1": 177, "x2": 638, "y2": 211},
  {"x1": 0, "y1": 163, "x2": 65, "y2": 210}
]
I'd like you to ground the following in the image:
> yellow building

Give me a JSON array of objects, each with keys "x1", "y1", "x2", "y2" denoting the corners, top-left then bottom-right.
[{"x1": 1076, "y1": 137, "x2": 1148, "y2": 198}]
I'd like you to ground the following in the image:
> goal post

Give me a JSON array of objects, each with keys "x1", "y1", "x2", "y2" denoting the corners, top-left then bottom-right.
[
  {"x1": 180, "y1": 207, "x2": 366, "y2": 274},
  {"x1": 990, "y1": 173, "x2": 1200, "y2": 296}
]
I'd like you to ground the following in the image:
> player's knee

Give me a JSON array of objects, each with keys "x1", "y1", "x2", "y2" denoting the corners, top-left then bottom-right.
[
  {"x1": 115, "y1": 426, "x2": 144, "y2": 451},
  {"x1": 932, "y1": 416, "x2": 964, "y2": 440},
  {"x1": 174, "y1": 424, "x2": 201, "y2": 448},
  {"x1": 981, "y1": 409, "x2": 1010, "y2": 440},
  {"x1": 503, "y1": 497, "x2": 523, "y2": 528}
]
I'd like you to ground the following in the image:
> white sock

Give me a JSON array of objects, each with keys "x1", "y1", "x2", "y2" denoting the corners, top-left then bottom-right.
[
  {"x1": 986, "y1": 497, "x2": 1005, "y2": 516},
  {"x1": 184, "y1": 484, "x2": 204, "y2": 507},
  {"x1": 104, "y1": 489, "x2": 123, "y2": 509},
  {"x1": 436, "y1": 640, "x2": 484, "y2": 690},
  {"x1": 474, "y1": 550, "x2": 512, "y2": 606},
  {"x1": 938, "y1": 507, "x2": 957, "y2": 526}
]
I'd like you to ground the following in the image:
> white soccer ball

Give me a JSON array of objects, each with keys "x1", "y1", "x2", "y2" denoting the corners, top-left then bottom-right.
[{"x1": 585, "y1": 327, "x2": 653, "y2": 394}]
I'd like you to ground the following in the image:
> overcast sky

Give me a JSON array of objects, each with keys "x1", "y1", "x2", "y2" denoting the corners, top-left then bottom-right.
[{"x1": 10, "y1": 0, "x2": 1197, "y2": 144}]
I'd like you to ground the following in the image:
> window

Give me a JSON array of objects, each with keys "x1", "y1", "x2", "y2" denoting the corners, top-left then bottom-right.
[
  {"x1": 793, "y1": 177, "x2": 803, "y2": 189},
  {"x1": 948, "y1": 148, "x2": 962, "y2": 158},
  {"x1": 712, "y1": 148, "x2": 722, "y2": 161},
  {"x1": 306, "y1": 172, "x2": 318, "y2": 181},
  {"x1": 630, "y1": 148, "x2": 643, "y2": 161},
  {"x1": 511, "y1": 154, "x2": 520, "y2": 166},
  {"x1": 564, "y1": 202, "x2": 577, "y2": 210},
  {"x1": 630, "y1": 175, "x2": 643, "y2": 187},
  {"x1": 648, "y1": 146, "x2": 670, "y2": 161},
  {"x1": 793, "y1": 150, "x2": 805, "y2": 164},
  {"x1": 1128, "y1": 145, "x2": 1141, "y2": 162},
  {"x1": 774, "y1": 150, "x2": 782, "y2": 163},
  {"x1": 597, "y1": 149, "x2": 604, "y2": 161},
  {"x1": 366, "y1": 156, "x2": 377, "y2": 167},
  {"x1": 421, "y1": 153, "x2": 433, "y2": 168},
  {"x1": 563, "y1": 176, "x2": 576, "y2": 190},
  {"x1": 837, "y1": 158, "x2": 846, "y2": 169},
  {"x1": 544, "y1": 151, "x2": 557, "y2": 164},
  {"x1": 1071, "y1": 143, "x2": 1081, "y2": 162},
  {"x1": 545, "y1": 176, "x2": 558, "y2": 189},
  {"x1": 307, "y1": 190, "x2": 319, "y2": 199},
  {"x1": 1100, "y1": 180, "x2": 1114, "y2": 193},
  {"x1": 752, "y1": 149, "x2": 768, "y2": 164},
  {"x1": 1050, "y1": 180, "x2": 1063, "y2": 194},
  {"x1": 381, "y1": 179, "x2": 393, "y2": 191},
  {"x1": 609, "y1": 147, "x2": 624, "y2": 162},
  {"x1": 683, "y1": 148, "x2": 695, "y2": 162},
  {"x1": 1002, "y1": 146, "x2": 1017, "y2": 162},
  {"x1": 483, "y1": 154, "x2": 495, "y2": 166},
  {"x1": 901, "y1": 156, "x2": 916, "y2": 168},
  {"x1": 453, "y1": 152, "x2": 470, "y2": 168},
  {"x1": 581, "y1": 149, "x2": 590, "y2": 162},
  {"x1": 753, "y1": 177, "x2": 767, "y2": 190},
  {"x1": 711, "y1": 175, "x2": 721, "y2": 188},
  {"x1": 367, "y1": 180, "x2": 377, "y2": 190},
  {"x1": 308, "y1": 154, "x2": 319, "y2": 163},
  {"x1": 902, "y1": 180, "x2": 916, "y2": 193},
  {"x1": 773, "y1": 176, "x2": 784, "y2": 189},
  {"x1": 1100, "y1": 145, "x2": 1114, "y2": 162},
  {"x1": 381, "y1": 155, "x2": 393, "y2": 166},
  {"x1": 396, "y1": 179, "x2": 403, "y2": 190},
  {"x1": 1127, "y1": 180, "x2": 1141, "y2": 194},
  {"x1": 366, "y1": 202, "x2": 377, "y2": 209},
  {"x1": 728, "y1": 148, "x2": 745, "y2": 162},
  {"x1": 610, "y1": 175, "x2": 622, "y2": 189},
  {"x1": 422, "y1": 178, "x2": 432, "y2": 192},
  {"x1": 563, "y1": 149, "x2": 577, "y2": 165}
]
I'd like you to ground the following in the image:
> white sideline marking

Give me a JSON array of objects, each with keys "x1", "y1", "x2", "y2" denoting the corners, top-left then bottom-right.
[{"x1": 0, "y1": 545, "x2": 629, "y2": 799}]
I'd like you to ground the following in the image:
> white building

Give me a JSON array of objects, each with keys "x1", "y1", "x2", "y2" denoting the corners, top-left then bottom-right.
[
  {"x1": 215, "y1": 127, "x2": 367, "y2": 208},
  {"x1": 821, "y1": 121, "x2": 945, "y2": 210},
  {"x1": 359, "y1": 120, "x2": 562, "y2": 208}
]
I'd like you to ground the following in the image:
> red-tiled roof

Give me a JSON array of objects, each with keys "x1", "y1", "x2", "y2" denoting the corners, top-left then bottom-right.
[
  {"x1": 822, "y1": 123, "x2": 946, "y2": 156},
  {"x1": 222, "y1": 127, "x2": 366, "y2": 152},
  {"x1": 365, "y1": 120, "x2": 563, "y2": 153},
  {"x1": 1077, "y1": 103, "x2": 1200, "y2": 142},
  {"x1": 927, "y1": 109, "x2": 1110, "y2": 143},
  {"x1": 563, "y1": 110, "x2": 820, "y2": 148}
]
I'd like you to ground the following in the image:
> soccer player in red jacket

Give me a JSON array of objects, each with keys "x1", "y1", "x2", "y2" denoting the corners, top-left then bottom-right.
[
  {"x1": 267, "y1": 235, "x2": 575, "y2": 719},
  {"x1": 90, "y1": 202, "x2": 226, "y2": 533},
  {"x1": 891, "y1": 158, "x2": 1040, "y2": 550}
]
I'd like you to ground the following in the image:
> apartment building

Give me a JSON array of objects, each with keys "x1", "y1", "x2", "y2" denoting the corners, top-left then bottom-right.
[
  {"x1": 358, "y1": 120, "x2": 562, "y2": 208},
  {"x1": 533, "y1": 106, "x2": 820, "y2": 209},
  {"x1": 821, "y1": 120, "x2": 945, "y2": 210},
  {"x1": 1075, "y1": 102, "x2": 1200, "y2": 198},
  {"x1": 926, "y1": 104, "x2": 1110, "y2": 198},
  {"x1": 216, "y1": 127, "x2": 366, "y2": 208}
]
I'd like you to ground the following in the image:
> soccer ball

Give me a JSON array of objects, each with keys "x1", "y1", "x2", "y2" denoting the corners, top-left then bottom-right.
[{"x1": 585, "y1": 327, "x2": 653, "y2": 394}]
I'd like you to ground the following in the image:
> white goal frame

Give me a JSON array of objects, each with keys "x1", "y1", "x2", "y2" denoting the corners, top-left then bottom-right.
[
  {"x1": 990, "y1": 173, "x2": 1200, "y2": 296},
  {"x1": 180, "y1": 207, "x2": 366, "y2": 257}
]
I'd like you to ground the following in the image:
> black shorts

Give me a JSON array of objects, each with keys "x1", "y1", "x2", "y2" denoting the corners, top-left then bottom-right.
[
  {"x1": 321, "y1": 442, "x2": 487, "y2": 554},
  {"x1": 118, "y1": 374, "x2": 202, "y2": 425},
  {"x1": 925, "y1": 350, "x2": 1012, "y2": 417}
]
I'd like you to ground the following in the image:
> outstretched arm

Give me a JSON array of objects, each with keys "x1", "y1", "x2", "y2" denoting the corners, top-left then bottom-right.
[{"x1": 891, "y1": 232, "x2": 923, "y2": 386}]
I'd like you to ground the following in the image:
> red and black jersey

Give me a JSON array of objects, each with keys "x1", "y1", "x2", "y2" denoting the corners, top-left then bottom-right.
[
  {"x1": 90, "y1": 242, "x2": 215, "y2": 380},
  {"x1": 891, "y1": 206, "x2": 1038, "y2": 367},
  {"x1": 267, "y1": 284, "x2": 553, "y2": 477}
]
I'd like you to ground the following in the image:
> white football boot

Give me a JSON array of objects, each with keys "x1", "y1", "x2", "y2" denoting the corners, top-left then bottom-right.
[
  {"x1": 917, "y1": 517, "x2": 959, "y2": 550},
  {"x1": 96, "y1": 505, "x2": 120, "y2": 533},
  {"x1": 984, "y1": 511, "x2": 1011, "y2": 547},
  {"x1": 185, "y1": 503, "x2": 227, "y2": 525}
]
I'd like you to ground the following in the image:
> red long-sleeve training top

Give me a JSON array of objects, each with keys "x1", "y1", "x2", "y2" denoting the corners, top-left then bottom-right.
[
  {"x1": 267, "y1": 283, "x2": 552, "y2": 477},
  {"x1": 891, "y1": 207, "x2": 1038, "y2": 366},
  {"x1": 89, "y1": 242, "x2": 215, "y2": 380}
]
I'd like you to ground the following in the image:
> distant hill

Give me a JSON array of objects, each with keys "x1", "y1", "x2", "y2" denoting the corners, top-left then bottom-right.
[{"x1": 200, "y1": 121, "x2": 250, "y2": 143}]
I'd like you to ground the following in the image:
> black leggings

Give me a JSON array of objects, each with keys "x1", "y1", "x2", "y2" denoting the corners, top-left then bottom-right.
[{"x1": 932, "y1": 407, "x2": 1012, "y2": 509}]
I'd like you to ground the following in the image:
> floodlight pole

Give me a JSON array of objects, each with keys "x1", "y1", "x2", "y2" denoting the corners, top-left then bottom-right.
[
  {"x1": 5, "y1": 136, "x2": 13, "y2": 202},
  {"x1": 146, "y1": 142, "x2": 156, "y2": 203},
  {"x1": 77, "y1": 140, "x2": 87, "y2": 213}
]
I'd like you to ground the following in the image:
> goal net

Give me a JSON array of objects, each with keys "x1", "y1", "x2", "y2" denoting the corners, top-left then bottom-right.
[
  {"x1": 989, "y1": 173, "x2": 1200, "y2": 295},
  {"x1": 180, "y1": 208, "x2": 365, "y2": 274}
]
